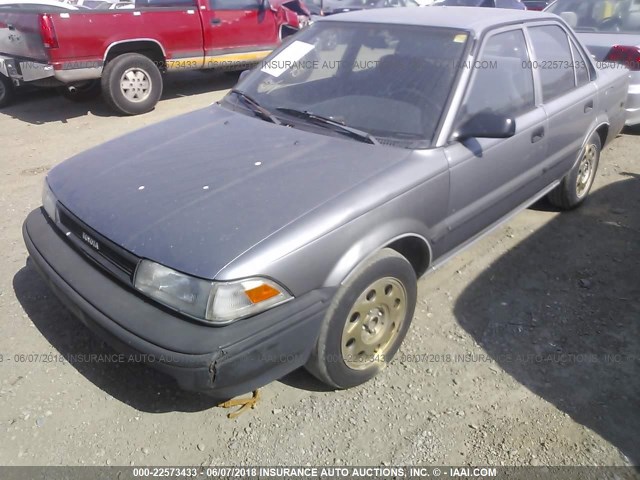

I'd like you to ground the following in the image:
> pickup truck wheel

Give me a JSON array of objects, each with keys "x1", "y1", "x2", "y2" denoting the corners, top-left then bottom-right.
[
  {"x1": 548, "y1": 132, "x2": 601, "y2": 210},
  {"x1": 305, "y1": 248, "x2": 417, "y2": 389},
  {"x1": 101, "y1": 53, "x2": 162, "y2": 115},
  {"x1": 58, "y1": 80, "x2": 101, "y2": 102},
  {"x1": 0, "y1": 74, "x2": 14, "y2": 108}
]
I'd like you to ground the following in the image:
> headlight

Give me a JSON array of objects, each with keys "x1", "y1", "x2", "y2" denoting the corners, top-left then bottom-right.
[
  {"x1": 42, "y1": 178, "x2": 59, "y2": 223},
  {"x1": 134, "y1": 260, "x2": 292, "y2": 325}
]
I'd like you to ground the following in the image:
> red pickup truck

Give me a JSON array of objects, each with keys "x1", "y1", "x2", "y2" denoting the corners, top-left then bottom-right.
[{"x1": 0, "y1": 0, "x2": 309, "y2": 114}]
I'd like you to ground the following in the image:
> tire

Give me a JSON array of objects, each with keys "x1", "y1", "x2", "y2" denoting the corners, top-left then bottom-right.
[
  {"x1": 0, "y1": 74, "x2": 15, "y2": 108},
  {"x1": 548, "y1": 132, "x2": 601, "y2": 210},
  {"x1": 305, "y1": 248, "x2": 417, "y2": 389},
  {"x1": 58, "y1": 80, "x2": 101, "y2": 102},
  {"x1": 101, "y1": 53, "x2": 163, "y2": 115}
]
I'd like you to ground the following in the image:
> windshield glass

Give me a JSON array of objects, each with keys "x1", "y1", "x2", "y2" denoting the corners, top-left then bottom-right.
[
  {"x1": 224, "y1": 22, "x2": 469, "y2": 147},
  {"x1": 547, "y1": 0, "x2": 640, "y2": 33}
]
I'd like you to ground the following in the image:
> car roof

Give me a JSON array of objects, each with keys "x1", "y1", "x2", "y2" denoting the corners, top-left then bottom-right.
[{"x1": 323, "y1": 6, "x2": 559, "y2": 33}]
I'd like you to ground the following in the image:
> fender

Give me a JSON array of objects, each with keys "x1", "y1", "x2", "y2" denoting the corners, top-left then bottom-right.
[
  {"x1": 323, "y1": 219, "x2": 433, "y2": 288},
  {"x1": 569, "y1": 118, "x2": 608, "y2": 172},
  {"x1": 271, "y1": 0, "x2": 310, "y2": 35},
  {"x1": 103, "y1": 38, "x2": 167, "y2": 63}
]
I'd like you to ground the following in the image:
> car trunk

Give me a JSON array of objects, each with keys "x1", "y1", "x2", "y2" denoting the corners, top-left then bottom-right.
[{"x1": 0, "y1": 11, "x2": 49, "y2": 62}]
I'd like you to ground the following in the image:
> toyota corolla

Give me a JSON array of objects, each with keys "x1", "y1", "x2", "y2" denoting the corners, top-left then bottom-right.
[{"x1": 23, "y1": 7, "x2": 628, "y2": 398}]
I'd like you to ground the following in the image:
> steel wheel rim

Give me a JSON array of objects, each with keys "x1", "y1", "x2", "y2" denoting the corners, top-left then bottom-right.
[
  {"x1": 120, "y1": 68, "x2": 151, "y2": 103},
  {"x1": 341, "y1": 277, "x2": 407, "y2": 371},
  {"x1": 576, "y1": 143, "x2": 596, "y2": 198}
]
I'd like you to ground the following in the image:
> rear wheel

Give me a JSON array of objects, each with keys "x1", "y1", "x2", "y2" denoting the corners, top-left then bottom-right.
[
  {"x1": 305, "y1": 248, "x2": 417, "y2": 389},
  {"x1": 548, "y1": 132, "x2": 601, "y2": 209},
  {"x1": 101, "y1": 53, "x2": 163, "y2": 115},
  {"x1": 0, "y1": 74, "x2": 15, "y2": 108},
  {"x1": 58, "y1": 80, "x2": 101, "y2": 102}
]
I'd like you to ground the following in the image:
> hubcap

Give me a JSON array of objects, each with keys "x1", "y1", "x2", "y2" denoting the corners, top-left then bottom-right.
[
  {"x1": 576, "y1": 143, "x2": 596, "y2": 198},
  {"x1": 341, "y1": 277, "x2": 407, "y2": 370},
  {"x1": 119, "y1": 68, "x2": 151, "y2": 103}
]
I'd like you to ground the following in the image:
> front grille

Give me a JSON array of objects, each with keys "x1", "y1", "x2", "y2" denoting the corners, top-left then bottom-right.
[{"x1": 57, "y1": 205, "x2": 139, "y2": 284}]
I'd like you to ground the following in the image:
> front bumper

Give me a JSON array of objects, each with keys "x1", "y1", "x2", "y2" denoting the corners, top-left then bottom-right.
[{"x1": 23, "y1": 208, "x2": 333, "y2": 398}]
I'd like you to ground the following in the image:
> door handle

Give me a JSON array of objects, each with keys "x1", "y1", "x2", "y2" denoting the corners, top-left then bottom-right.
[
  {"x1": 210, "y1": 18, "x2": 222, "y2": 25},
  {"x1": 584, "y1": 100, "x2": 593, "y2": 113},
  {"x1": 531, "y1": 127, "x2": 545, "y2": 143}
]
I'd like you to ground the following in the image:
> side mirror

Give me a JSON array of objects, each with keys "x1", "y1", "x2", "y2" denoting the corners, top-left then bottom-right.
[{"x1": 454, "y1": 112, "x2": 516, "y2": 141}]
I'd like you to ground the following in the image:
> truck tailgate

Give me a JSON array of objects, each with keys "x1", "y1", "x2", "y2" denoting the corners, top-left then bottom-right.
[{"x1": 0, "y1": 11, "x2": 47, "y2": 62}]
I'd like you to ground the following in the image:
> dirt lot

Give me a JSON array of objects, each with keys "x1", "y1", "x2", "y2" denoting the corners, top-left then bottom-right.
[{"x1": 0, "y1": 73, "x2": 638, "y2": 468}]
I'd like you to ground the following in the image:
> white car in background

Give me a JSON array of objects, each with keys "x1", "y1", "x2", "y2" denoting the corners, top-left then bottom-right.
[
  {"x1": 62, "y1": 0, "x2": 132, "y2": 7},
  {"x1": 0, "y1": 0, "x2": 79, "y2": 9},
  {"x1": 546, "y1": 0, "x2": 640, "y2": 125}
]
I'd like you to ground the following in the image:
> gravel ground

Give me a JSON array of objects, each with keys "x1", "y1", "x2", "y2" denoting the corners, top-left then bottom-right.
[{"x1": 0, "y1": 72, "x2": 638, "y2": 468}]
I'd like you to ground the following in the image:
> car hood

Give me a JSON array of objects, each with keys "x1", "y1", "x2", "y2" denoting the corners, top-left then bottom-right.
[{"x1": 48, "y1": 105, "x2": 411, "y2": 279}]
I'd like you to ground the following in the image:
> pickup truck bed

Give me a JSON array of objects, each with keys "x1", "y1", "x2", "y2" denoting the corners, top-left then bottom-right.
[{"x1": 0, "y1": 0, "x2": 309, "y2": 113}]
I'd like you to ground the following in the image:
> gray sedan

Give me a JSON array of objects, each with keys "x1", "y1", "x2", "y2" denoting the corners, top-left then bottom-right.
[
  {"x1": 546, "y1": 0, "x2": 640, "y2": 125},
  {"x1": 23, "y1": 7, "x2": 628, "y2": 398}
]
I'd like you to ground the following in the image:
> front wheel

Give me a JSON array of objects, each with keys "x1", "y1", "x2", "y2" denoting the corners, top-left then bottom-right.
[
  {"x1": 101, "y1": 53, "x2": 163, "y2": 115},
  {"x1": 0, "y1": 74, "x2": 15, "y2": 108},
  {"x1": 547, "y1": 132, "x2": 601, "y2": 210},
  {"x1": 305, "y1": 248, "x2": 417, "y2": 389}
]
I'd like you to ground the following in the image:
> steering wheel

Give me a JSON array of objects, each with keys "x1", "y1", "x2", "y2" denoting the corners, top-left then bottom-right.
[
  {"x1": 385, "y1": 86, "x2": 440, "y2": 113},
  {"x1": 598, "y1": 16, "x2": 622, "y2": 31},
  {"x1": 384, "y1": 86, "x2": 441, "y2": 136}
]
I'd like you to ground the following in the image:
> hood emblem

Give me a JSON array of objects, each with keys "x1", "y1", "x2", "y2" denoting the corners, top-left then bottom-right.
[{"x1": 81, "y1": 232, "x2": 100, "y2": 251}]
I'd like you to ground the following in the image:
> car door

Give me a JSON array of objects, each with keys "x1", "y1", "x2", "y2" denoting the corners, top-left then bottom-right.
[
  {"x1": 441, "y1": 27, "x2": 548, "y2": 254},
  {"x1": 202, "y1": 0, "x2": 279, "y2": 67},
  {"x1": 525, "y1": 24, "x2": 598, "y2": 185}
]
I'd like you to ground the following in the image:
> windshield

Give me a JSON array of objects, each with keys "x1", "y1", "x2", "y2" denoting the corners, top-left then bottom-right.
[
  {"x1": 547, "y1": 0, "x2": 640, "y2": 33},
  {"x1": 224, "y1": 22, "x2": 469, "y2": 147}
]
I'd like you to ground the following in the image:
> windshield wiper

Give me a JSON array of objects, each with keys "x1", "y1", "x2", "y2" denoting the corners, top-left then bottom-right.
[
  {"x1": 275, "y1": 107, "x2": 378, "y2": 145},
  {"x1": 230, "y1": 89, "x2": 281, "y2": 125}
]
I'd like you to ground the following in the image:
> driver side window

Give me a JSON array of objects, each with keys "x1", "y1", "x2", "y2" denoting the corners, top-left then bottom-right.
[{"x1": 461, "y1": 29, "x2": 535, "y2": 121}]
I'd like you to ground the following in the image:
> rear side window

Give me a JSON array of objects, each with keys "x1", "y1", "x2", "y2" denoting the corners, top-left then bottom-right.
[
  {"x1": 461, "y1": 29, "x2": 535, "y2": 119},
  {"x1": 569, "y1": 38, "x2": 590, "y2": 86},
  {"x1": 528, "y1": 25, "x2": 576, "y2": 101}
]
